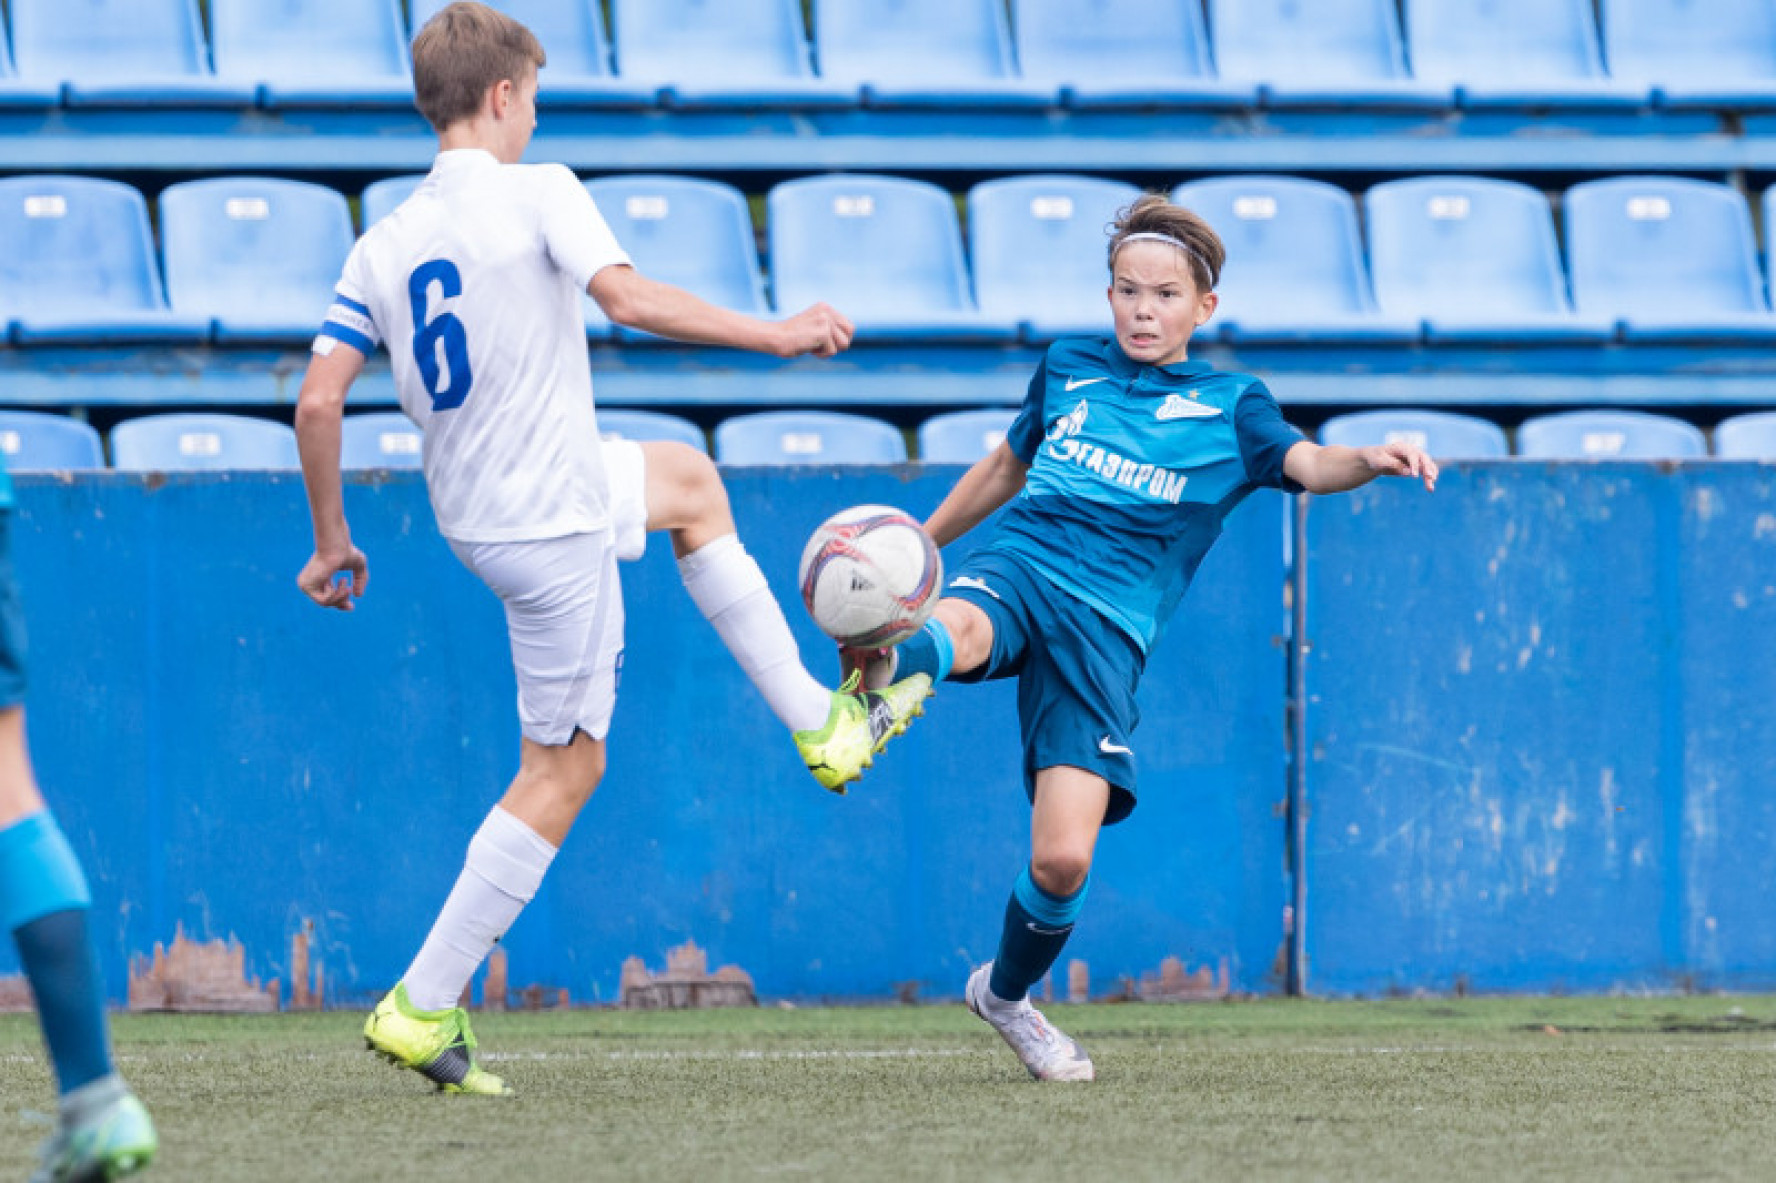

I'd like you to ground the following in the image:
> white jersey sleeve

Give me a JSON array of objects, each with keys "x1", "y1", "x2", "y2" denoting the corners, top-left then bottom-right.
[
  {"x1": 535, "y1": 163, "x2": 629, "y2": 293},
  {"x1": 316, "y1": 243, "x2": 383, "y2": 357}
]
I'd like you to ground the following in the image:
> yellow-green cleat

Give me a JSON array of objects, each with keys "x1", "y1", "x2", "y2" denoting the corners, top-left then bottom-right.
[
  {"x1": 793, "y1": 669, "x2": 933, "y2": 793},
  {"x1": 364, "y1": 982, "x2": 511, "y2": 1096},
  {"x1": 31, "y1": 1080, "x2": 156, "y2": 1183}
]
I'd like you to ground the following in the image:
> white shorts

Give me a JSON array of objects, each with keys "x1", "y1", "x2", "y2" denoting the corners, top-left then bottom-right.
[
  {"x1": 602, "y1": 437, "x2": 648, "y2": 562},
  {"x1": 450, "y1": 530, "x2": 625, "y2": 746}
]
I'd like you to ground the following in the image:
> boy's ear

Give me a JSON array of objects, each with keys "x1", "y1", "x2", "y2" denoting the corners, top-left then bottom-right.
[{"x1": 1195, "y1": 291, "x2": 1219, "y2": 326}]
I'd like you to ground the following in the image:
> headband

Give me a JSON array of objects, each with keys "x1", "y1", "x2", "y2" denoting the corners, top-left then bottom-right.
[{"x1": 1111, "y1": 231, "x2": 1215, "y2": 287}]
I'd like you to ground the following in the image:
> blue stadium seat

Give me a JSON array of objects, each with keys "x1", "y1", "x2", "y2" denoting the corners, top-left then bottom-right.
[
  {"x1": 968, "y1": 175, "x2": 1142, "y2": 341},
  {"x1": 161, "y1": 178, "x2": 355, "y2": 344},
  {"x1": 1365, "y1": 177, "x2": 1614, "y2": 344},
  {"x1": 1318, "y1": 410, "x2": 1508, "y2": 459},
  {"x1": 768, "y1": 175, "x2": 1016, "y2": 341},
  {"x1": 1566, "y1": 177, "x2": 1776, "y2": 342},
  {"x1": 110, "y1": 414, "x2": 301, "y2": 471},
  {"x1": 0, "y1": 22, "x2": 58, "y2": 107},
  {"x1": 1208, "y1": 0, "x2": 1450, "y2": 108},
  {"x1": 1602, "y1": 0, "x2": 1776, "y2": 109},
  {"x1": 1404, "y1": 0, "x2": 1648, "y2": 108},
  {"x1": 409, "y1": 0, "x2": 655, "y2": 106},
  {"x1": 0, "y1": 177, "x2": 209, "y2": 345},
  {"x1": 811, "y1": 0, "x2": 1056, "y2": 107},
  {"x1": 1012, "y1": 0, "x2": 1255, "y2": 109},
  {"x1": 585, "y1": 177, "x2": 768, "y2": 342},
  {"x1": 0, "y1": 411, "x2": 104, "y2": 472},
  {"x1": 360, "y1": 175, "x2": 425, "y2": 228},
  {"x1": 340, "y1": 412, "x2": 423, "y2": 470},
  {"x1": 598, "y1": 409, "x2": 708, "y2": 452},
  {"x1": 917, "y1": 409, "x2": 1017, "y2": 463},
  {"x1": 1516, "y1": 411, "x2": 1706, "y2": 459},
  {"x1": 11, "y1": 0, "x2": 255, "y2": 106},
  {"x1": 211, "y1": 0, "x2": 412, "y2": 107},
  {"x1": 611, "y1": 0, "x2": 854, "y2": 107},
  {"x1": 1172, "y1": 177, "x2": 1419, "y2": 345},
  {"x1": 714, "y1": 411, "x2": 907, "y2": 465},
  {"x1": 1714, "y1": 412, "x2": 1776, "y2": 458}
]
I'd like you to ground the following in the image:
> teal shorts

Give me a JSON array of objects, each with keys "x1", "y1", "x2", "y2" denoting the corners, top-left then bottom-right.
[{"x1": 0, "y1": 512, "x2": 27, "y2": 709}]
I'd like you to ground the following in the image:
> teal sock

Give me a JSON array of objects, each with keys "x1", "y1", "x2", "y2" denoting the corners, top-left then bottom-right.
[
  {"x1": 894, "y1": 618, "x2": 954, "y2": 682},
  {"x1": 989, "y1": 865, "x2": 1089, "y2": 1003}
]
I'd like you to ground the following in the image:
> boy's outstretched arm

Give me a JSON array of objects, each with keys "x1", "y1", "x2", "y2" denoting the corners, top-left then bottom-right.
[
  {"x1": 1282, "y1": 439, "x2": 1439, "y2": 495},
  {"x1": 588, "y1": 265, "x2": 852, "y2": 358},
  {"x1": 925, "y1": 441, "x2": 1032, "y2": 546},
  {"x1": 294, "y1": 345, "x2": 371, "y2": 610}
]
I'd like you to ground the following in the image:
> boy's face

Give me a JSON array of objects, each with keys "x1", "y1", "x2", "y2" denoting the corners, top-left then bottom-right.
[{"x1": 1107, "y1": 240, "x2": 1217, "y2": 368}]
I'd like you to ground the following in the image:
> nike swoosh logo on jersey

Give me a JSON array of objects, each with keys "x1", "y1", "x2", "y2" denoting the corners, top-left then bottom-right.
[
  {"x1": 1099, "y1": 736, "x2": 1133, "y2": 756},
  {"x1": 1156, "y1": 392, "x2": 1221, "y2": 421},
  {"x1": 1065, "y1": 376, "x2": 1110, "y2": 392}
]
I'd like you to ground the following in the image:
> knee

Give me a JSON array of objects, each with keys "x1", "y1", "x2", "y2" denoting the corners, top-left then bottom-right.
[
  {"x1": 933, "y1": 601, "x2": 992, "y2": 673},
  {"x1": 1029, "y1": 849, "x2": 1092, "y2": 898},
  {"x1": 667, "y1": 445, "x2": 728, "y2": 518}
]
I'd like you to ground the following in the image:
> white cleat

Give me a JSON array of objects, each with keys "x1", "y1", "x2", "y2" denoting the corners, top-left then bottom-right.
[{"x1": 965, "y1": 962, "x2": 1095, "y2": 1082}]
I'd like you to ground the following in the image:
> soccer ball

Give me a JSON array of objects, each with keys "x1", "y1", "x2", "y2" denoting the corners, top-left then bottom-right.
[{"x1": 798, "y1": 505, "x2": 943, "y2": 648}]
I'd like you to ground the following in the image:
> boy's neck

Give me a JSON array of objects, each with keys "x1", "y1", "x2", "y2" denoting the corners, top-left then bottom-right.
[{"x1": 438, "y1": 122, "x2": 511, "y2": 163}]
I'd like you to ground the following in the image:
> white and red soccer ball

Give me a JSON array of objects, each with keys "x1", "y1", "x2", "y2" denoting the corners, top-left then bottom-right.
[{"x1": 798, "y1": 505, "x2": 943, "y2": 648}]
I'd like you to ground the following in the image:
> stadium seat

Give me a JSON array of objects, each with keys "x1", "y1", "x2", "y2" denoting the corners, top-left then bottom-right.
[
  {"x1": 1365, "y1": 177, "x2": 1614, "y2": 344},
  {"x1": 1714, "y1": 412, "x2": 1776, "y2": 458},
  {"x1": 339, "y1": 412, "x2": 423, "y2": 470},
  {"x1": 968, "y1": 175, "x2": 1142, "y2": 341},
  {"x1": 0, "y1": 411, "x2": 105, "y2": 471},
  {"x1": 811, "y1": 0, "x2": 1056, "y2": 107},
  {"x1": 1012, "y1": 0, "x2": 1255, "y2": 108},
  {"x1": 584, "y1": 177, "x2": 768, "y2": 342},
  {"x1": 714, "y1": 411, "x2": 907, "y2": 465},
  {"x1": 360, "y1": 175, "x2": 426, "y2": 228},
  {"x1": 1208, "y1": 0, "x2": 1450, "y2": 108},
  {"x1": 110, "y1": 414, "x2": 301, "y2": 471},
  {"x1": 610, "y1": 0, "x2": 854, "y2": 107},
  {"x1": 1173, "y1": 177, "x2": 1420, "y2": 345},
  {"x1": 161, "y1": 178, "x2": 355, "y2": 343},
  {"x1": 0, "y1": 177, "x2": 209, "y2": 345},
  {"x1": 0, "y1": 23, "x2": 59, "y2": 107},
  {"x1": 1403, "y1": 0, "x2": 1649, "y2": 108},
  {"x1": 1516, "y1": 410, "x2": 1706, "y2": 459},
  {"x1": 1601, "y1": 0, "x2": 1776, "y2": 109},
  {"x1": 768, "y1": 176, "x2": 1016, "y2": 341},
  {"x1": 211, "y1": 0, "x2": 413, "y2": 107},
  {"x1": 1318, "y1": 410, "x2": 1508, "y2": 459},
  {"x1": 409, "y1": 0, "x2": 655, "y2": 106},
  {"x1": 1566, "y1": 178, "x2": 1776, "y2": 342},
  {"x1": 917, "y1": 409, "x2": 1017, "y2": 463},
  {"x1": 10, "y1": 0, "x2": 255, "y2": 106},
  {"x1": 598, "y1": 409, "x2": 708, "y2": 452}
]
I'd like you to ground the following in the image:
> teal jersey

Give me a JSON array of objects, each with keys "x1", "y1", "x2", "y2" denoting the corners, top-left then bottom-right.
[{"x1": 994, "y1": 336, "x2": 1303, "y2": 653}]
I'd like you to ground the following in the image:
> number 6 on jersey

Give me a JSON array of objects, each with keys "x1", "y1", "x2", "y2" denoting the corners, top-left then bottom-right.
[{"x1": 409, "y1": 259, "x2": 474, "y2": 411}]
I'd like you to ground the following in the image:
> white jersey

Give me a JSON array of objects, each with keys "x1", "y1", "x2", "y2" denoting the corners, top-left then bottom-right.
[{"x1": 316, "y1": 149, "x2": 631, "y2": 543}]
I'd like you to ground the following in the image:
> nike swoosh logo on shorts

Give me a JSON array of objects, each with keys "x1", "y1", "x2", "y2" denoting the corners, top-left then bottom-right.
[
  {"x1": 950, "y1": 575, "x2": 1000, "y2": 600},
  {"x1": 1099, "y1": 737, "x2": 1133, "y2": 756},
  {"x1": 1065, "y1": 376, "x2": 1109, "y2": 392}
]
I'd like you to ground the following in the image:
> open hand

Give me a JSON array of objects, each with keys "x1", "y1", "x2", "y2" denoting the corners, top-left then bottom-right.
[{"x1": 1361, "y1": 441, "x2": 1439, "y2": 492}]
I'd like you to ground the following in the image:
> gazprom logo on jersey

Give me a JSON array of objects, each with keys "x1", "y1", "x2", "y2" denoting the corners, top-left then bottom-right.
[{"x1": 1043, "y1": 398, "x2": 1188, "y2": 503}]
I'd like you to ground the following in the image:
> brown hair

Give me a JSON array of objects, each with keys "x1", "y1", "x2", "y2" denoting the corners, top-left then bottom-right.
[
  {"x1": 411, "y1": 2, "x2": 547, "y2": 132},
  {"x1": 1107, "y1": 194, "x2": 1225, "y2": 292}
]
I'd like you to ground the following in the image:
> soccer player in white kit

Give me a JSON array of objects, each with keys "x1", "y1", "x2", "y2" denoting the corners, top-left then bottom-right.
[{"x1": 293, "y1": 1, "x2": 931, "y2": 1095}]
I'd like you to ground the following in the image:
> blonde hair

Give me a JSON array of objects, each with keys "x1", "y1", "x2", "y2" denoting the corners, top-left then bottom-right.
[
  {"x1": 1107, "y1": 194, "x2": 1225, "y2": 292},
  {"x1": 411, "y1": 2, "x2": 546, "y2": 132}
]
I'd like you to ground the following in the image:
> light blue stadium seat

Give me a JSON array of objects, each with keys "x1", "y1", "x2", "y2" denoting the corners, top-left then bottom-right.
[
  {"x1": 212, "y1": 0, "x2": 412, "y2": 107},
  {"x1": 360, "y1": 175, "x2": 426, "y2": 228},
  {"x1": 0, "y1": 177, "x2": 209, "y2": 345},
  {"x1": 0, "y1": 21, "x2": 59, "y2": 107},
  {"x1": 1208, "y1": 0, "x2": 1450, "y2": 108},
  {"x1": 811, "y1": 0, "x2": 1056, "y2": 107},
  {"x1": 611, "y1": 0, "x2": 854, "y2": 107},
  {"x1": 110, "y1": 413, "x2": 301, "y2": 471},
  {"x1": 1172, "y1": 177, "x2": 1419, "y2": 345},
  {"x1": 1365, "y1": 177, "x2": 1614, "y2": 344},
  {"x1": 161, "y1": 178, "x2": 355, "y2": 344},
  {"x1": 1013, "y1": 0, "x2": 1255, "y2": 109},
  {"x1": 0, "y1": 411, "x2": 104, "y2": 471},
  {"x1": 1516, "y1": 410, "x2": 1706, "y2": 459},
  {"x1": 409, "y1": 0, "x2": 655, "y2": 106},
  {"x1": 917, "y1": 409, "x2": 1018, "y2": 463},
  {"x1": 1318, "y1": 410, "x2": 1508, "y2": 459},
  {"x1": 968, "y1": 175, "x2": 1142, "y2": 341},
  {"x1": 768, "y1": 175, "x2": 1016, "y2": 341},
  {"x1": 1602, "y1": 0, "x2": 1776, "y2": 109},
  {"x1": 11, "y1": 0, "x2": 255, "y2": 106},
  {"x1": 585, "y1": 177, "x2": 768, "y2": 342},
  {"x1": 1405, "y1": 0, "x2": 1649, "y2": 108},
  {"x1": 340, "y1": 412, "x2": 423, "y2": 470},
  {"x1": 1714, "y1": 412, "x2": 1776, "y2": 458},
  {"x1": 1566, "y1": 177, "x2": 1776, "y2": 342},
  {"x1": 598, "y1": 409, "x2": 708, "y2": 452},
  {"x1": 715, "y1": 411, "x2": 907, "y2": 465}
]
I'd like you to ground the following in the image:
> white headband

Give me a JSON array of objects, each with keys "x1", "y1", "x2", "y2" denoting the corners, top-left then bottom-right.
[{"x1": 1111, "y1": 231, "x2": 1215, "y2": 287}]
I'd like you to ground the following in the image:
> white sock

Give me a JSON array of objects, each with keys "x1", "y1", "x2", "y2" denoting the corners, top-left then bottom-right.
[
  {"x1": 402, "y1": 806, "x2": 557, "y2": 1013},
  {"x1": 678, "y1": 533, "x2": 832, "y2": 733}
]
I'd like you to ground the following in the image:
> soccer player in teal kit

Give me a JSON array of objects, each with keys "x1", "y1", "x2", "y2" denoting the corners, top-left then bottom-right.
[{"x1": 852, "y1": 194, "x2": 1439, "y2": 1080}]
